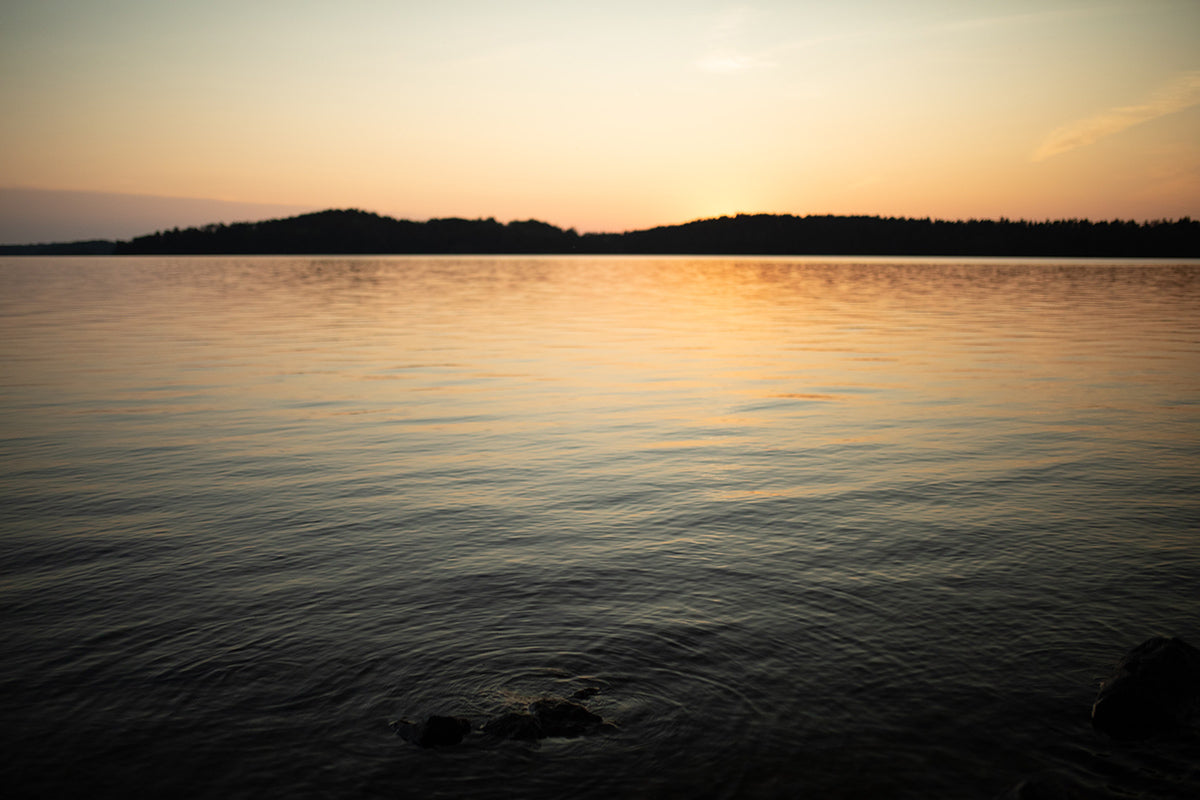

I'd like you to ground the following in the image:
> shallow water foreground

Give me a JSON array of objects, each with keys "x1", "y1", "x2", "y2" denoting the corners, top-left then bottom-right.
[{"x1": 1, "y1": 256, "x2": 1198, "y2": 798}]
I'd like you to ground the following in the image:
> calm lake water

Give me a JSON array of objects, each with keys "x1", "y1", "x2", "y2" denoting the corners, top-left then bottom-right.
[{"x1": 2, "y1": 256, "x2": 1198, "y2": 799}]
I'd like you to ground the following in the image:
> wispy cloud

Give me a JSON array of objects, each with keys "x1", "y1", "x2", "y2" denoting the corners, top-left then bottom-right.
[
  {"x1": 1033, "y1": 70, "x2": 1200, "y2": 161},
  {"x1": 934, "y1": 5, "x2": 1102, "y2": 35},
  {"x1": 695, "y1": 51, "x2": 772, "y2": 74},
  {"x1": 691, "y1": 5, "x2": 1099, "y2": 78},
  {"x1": 694, "y1": 5, "x2": 775, "y2": 75}
]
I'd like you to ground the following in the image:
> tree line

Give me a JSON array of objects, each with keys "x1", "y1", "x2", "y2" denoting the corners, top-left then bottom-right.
[{"x1": 3, "y1": 209, "x2": 1196, "y2": 257}]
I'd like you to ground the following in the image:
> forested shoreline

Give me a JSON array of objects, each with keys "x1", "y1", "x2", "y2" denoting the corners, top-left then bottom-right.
[{"x1": 3, "y1": 209, "x2": 1197, "y2": 257}]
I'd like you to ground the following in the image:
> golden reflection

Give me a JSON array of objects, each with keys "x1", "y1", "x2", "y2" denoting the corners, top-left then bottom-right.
[{"x1": 11, "y1": 257, "x2": 1196, "y2": 465}]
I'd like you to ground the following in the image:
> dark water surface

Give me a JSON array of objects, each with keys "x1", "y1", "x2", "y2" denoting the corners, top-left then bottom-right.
[{"x1": 2, "y1": 256, "x2": 1198, "y2": 799}]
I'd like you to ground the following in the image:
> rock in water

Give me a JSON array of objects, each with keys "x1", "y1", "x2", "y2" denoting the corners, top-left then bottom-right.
[
  {"x1": 391, "y1": 715, "x2": 472, "y2": 747},
  {"x1": 570, "y1": 686, "x2": 601, "y2": 701},
  {"x1": 481, "y1": 696, "x2": 613, "y2": 740},
  {"x1": 1091, "y1": 636, "x2": 1200, "y2": 740},
  {"x1": 529, "y1": 697, "x2": 606, "y2": 737},
  {"x1": 395, "y1": 692, "x2": 614, "y2": 746},
  {"x1": 481, "y1": 711, "x2": 544, "y2": 740}
]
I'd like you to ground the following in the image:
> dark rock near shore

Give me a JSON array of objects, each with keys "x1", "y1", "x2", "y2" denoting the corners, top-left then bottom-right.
[
  {"x1": 481, "y1": 696, "x2": 614, "y2": 741},
  {"x1": 395, "y1": 690, "x2": 614, "y2": 748},
  {"x1": 570, "y1": 686, "x2": 601, "y2": 701},
  {"x1": 391, "y1": 714, "x2": 471, "y2": 747},
  {"x1": 1091, "y1": 636, "x2": 1200, "y2": 740},
  {"x1": 530, "y1": 697, "x2": 608, "y2": 737},
  {"x1": 482, "y1": 711, "x2": 544, "y2": 740}
]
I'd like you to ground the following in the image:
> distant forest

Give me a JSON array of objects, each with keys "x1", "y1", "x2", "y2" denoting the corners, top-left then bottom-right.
[{"x1": 3, "y1": 209, "x2": 1198, "y2": 257}]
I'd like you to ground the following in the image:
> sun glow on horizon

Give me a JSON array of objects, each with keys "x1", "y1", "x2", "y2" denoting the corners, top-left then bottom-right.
[{"x1": 1, "y1": 0, "x2": 1197, "y2": 240}]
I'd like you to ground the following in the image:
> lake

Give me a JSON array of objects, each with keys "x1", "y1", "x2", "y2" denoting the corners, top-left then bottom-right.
[{"x1": 1, "y1": 256, "x2": 1198, "y2": 799}]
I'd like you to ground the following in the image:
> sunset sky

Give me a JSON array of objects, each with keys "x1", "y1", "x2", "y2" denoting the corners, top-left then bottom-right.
[{"x1": 2, "y1": 0, "x2": 1198, "y2": 237}]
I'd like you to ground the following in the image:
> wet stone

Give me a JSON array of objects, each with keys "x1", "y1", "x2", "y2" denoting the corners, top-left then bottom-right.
[
  {"x1": 1092, "y1": 636, "x2": 1200, "y2": 741},
  {"x1": 482, "y1": 711, "x2": 543, "y2": 740},
  {"x1": 396, "y1": 692, "x2": 615, "y2": 748},
  {"x1": 528, "y1": 697, "x2": 605, "y2": 738},
  {"x1": 391, "y1": 715, "x2": 472, "y2": 747}
]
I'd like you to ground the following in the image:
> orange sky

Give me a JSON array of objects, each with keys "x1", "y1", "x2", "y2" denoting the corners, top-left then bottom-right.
[{"x1": 2, "y1": 0, "x2": 1198, "y2": 236}]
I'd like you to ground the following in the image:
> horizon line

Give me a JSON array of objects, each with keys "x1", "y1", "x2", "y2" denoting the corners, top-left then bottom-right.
[
  {"x1": 2, "y1": 204, "x2": 1198, "y2": 249},
  {"x1": 99, "y1": 206, "x2": 1200, "y2": 242}
]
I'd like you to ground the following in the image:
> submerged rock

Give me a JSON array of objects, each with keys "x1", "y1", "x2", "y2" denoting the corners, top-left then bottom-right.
[
  {"x1": 529, "y1": 697, "x2": 608, "y2": 737},
  {"x1": 395, "y1": 688, "x2": 615, "y2": 748},
  {"x1": 481, "y1": 696, "x2": 614, "y2": 741},
  {"x1": 481, "y1": 711, "x2": 544, "y2": 740},
  {"x1": 391, "y1": 714, "x2": 471, "y2": 747},
  {"x1": 570, "y1": 686, "x2": 601, "y2": 701},
  {"x1": 1091, "y1": 636, "x2": 1200, "y2": 740}
]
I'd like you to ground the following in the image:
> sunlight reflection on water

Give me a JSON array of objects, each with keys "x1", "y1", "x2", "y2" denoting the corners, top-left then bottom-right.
[{"x1": 1, "y1": 256, "x2": 1198, "y2": 799}]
